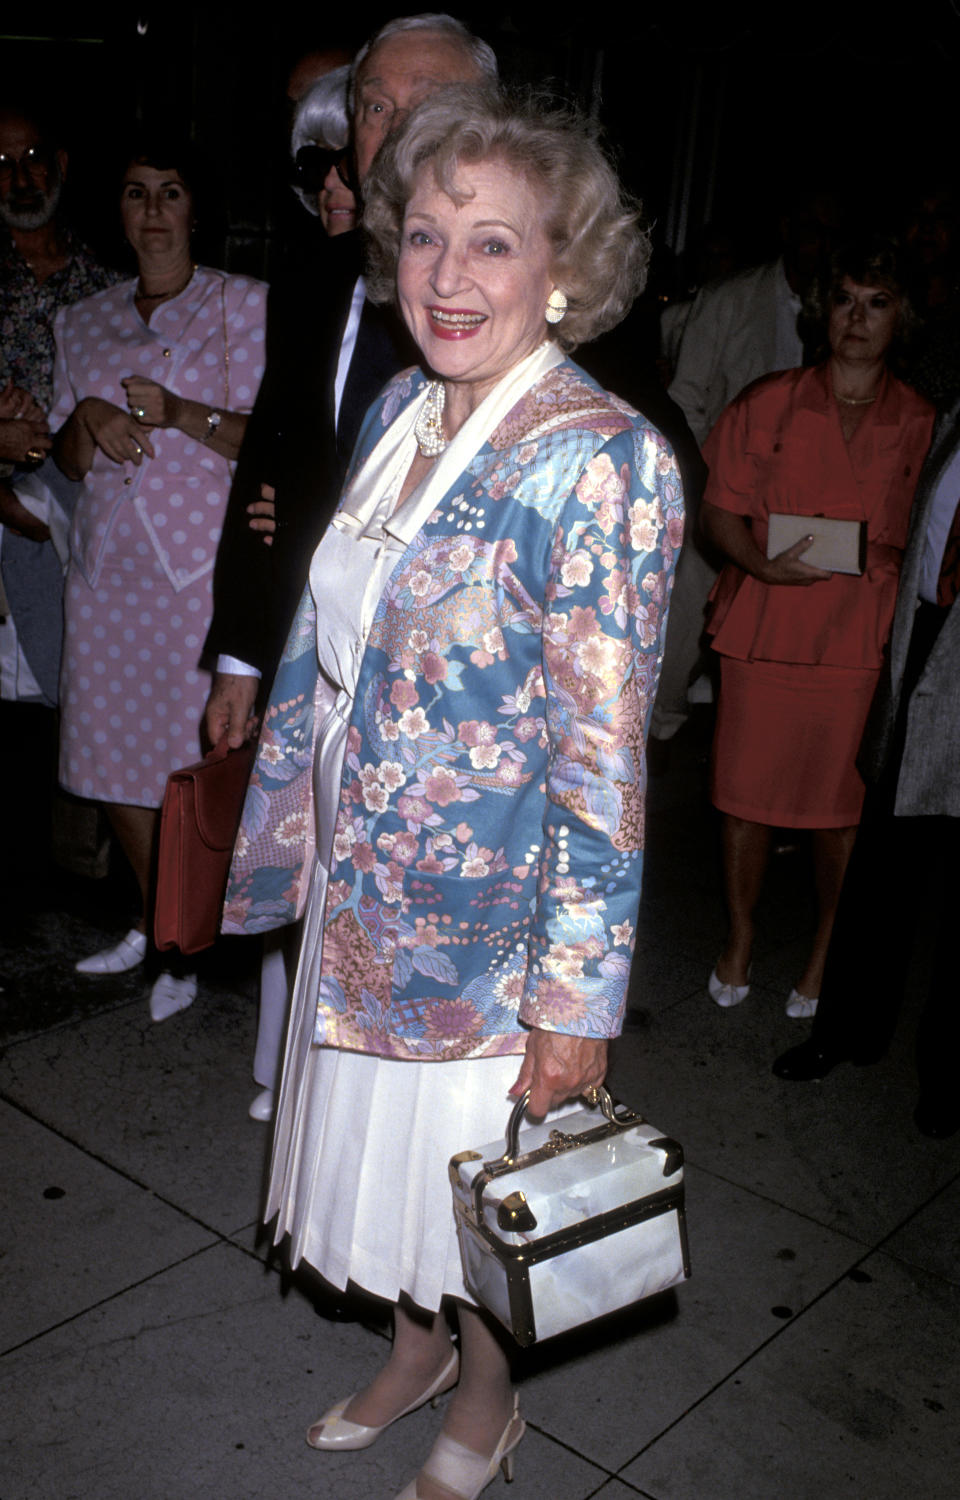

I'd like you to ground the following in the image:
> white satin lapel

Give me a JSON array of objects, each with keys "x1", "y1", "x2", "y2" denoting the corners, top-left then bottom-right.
[{"x1": 336, "y1": 341, "x2": 566, "y2": 543}]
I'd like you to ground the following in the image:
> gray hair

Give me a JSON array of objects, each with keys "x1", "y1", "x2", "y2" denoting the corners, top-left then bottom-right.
[
  {"x1": 349, "y1": 13, "x2": 497, "y2": 111},
  {"x1": 289, "y1": 65, "x2": 350, "y2": 217},
  {"x1": 363, "y1": 84, "x2": 651, "y2": 352},
  {"x1": 291, "y1": 65, "x2": 351, "y2": 158}
]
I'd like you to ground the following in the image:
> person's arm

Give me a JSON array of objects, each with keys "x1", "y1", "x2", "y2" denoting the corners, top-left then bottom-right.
[
  {"x1": 0, "y1": 481, "x2": 50, "y2": 541},
  {"x1": 119, "y1": 376, "x2": 247, "y2": 462},
  {"x1": 701, "y1": 502, "x2": 832, "y2": 586},
  {"x1": 511, "y1": 422, "x2": 686, "y2": 1115},
  {"x1": 53, "y1": 397, "x2": 156, "y2": 479}
]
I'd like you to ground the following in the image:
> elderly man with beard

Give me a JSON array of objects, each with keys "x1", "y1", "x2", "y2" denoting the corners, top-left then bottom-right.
[{"x1": 0, "y1": 104, "x2": 118, "y2": 886}]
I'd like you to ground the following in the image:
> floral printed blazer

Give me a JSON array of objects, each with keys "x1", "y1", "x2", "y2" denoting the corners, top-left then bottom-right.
[{"x1": 224, "y1": 358, "x2": 684, "y2": 1061}]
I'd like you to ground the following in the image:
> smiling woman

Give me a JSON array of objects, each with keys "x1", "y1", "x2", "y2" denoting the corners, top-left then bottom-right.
[{"x1": 226, "y1": 83, "x2": 681, "y2": 1500}]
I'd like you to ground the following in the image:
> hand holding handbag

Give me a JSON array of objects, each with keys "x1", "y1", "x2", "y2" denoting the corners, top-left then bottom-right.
[
  {"x1": 450, "y1": 1087, "x2": 690, "y2": 1346},
  {"x1": 154, "y1": 736, "x2": 256, "y2": 955}
]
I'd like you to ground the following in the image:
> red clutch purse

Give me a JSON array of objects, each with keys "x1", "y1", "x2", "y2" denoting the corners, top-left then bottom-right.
[{"x1": 154, "y1": 738, "x2": 256, "y2": 955}]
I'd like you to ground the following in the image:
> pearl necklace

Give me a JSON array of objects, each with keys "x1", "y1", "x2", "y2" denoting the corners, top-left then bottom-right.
[
  {"x1": 414, "y1": 380, "x2": 447, "y2": 457},
  {"x1": 835, "y1": 392, "x2": 877, "y2": 405}
]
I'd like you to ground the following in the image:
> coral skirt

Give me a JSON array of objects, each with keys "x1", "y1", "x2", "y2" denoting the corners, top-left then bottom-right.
[{"x1": 711, "y1": 656, "x2": 880, "y2": 828}]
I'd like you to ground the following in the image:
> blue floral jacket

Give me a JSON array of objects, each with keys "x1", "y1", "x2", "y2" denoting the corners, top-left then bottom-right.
[{"x1": 223, "y1": 359, "x2": 684, "y2": 1061}]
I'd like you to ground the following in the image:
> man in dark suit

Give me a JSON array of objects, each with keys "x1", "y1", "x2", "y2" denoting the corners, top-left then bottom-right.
[
  {"x1": 203, "y1": 14, "x2": 497, "y2": 1121},
  {"x1": 773, "y1": 396, "x2": 960, "y2": 1138},
  {"x1": 203, "y1": 13, "x2": 497, "y2": 748}
]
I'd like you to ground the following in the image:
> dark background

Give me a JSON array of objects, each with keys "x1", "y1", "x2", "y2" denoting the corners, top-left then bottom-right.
[{"x1": 4, "y1": 2, "x2": 957, "y2": 298}]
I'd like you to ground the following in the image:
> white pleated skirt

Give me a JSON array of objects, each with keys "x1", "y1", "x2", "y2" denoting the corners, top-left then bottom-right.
[{"x1": 280, "y1": 1048, "x2": 533, "y2": 1310}]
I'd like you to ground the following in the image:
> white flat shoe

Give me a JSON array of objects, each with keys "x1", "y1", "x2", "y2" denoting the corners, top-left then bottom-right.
[
  {"x1": 149, "y1": 971, "x2": 197, "y2": 1022},
  {"x1": 248, "y1": 1087, "x2": 275, "y2": 1122},
  {"x1": 307, "y1": 1346, "x2": 459, "y2": 1451},
  {"x1": 393, "y1": 1393, "x2": 525, "y2": 1499},
  {"x1": 75, "y1": 927, "x2": 147, "y2": 975},
  {"x1": 786, "y1": 988, "x2": 819, "y2": 1019},
  {"x1": 708, "y1": 965, "x2": 750, "y2": 1008}
]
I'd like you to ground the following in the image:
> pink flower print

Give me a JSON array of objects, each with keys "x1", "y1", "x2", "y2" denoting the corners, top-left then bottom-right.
[
  {"x1": 421, "y1": 652, "x2": 447, "y2": 685},
  {"x1": 353, "y1": 840, "x2": 377, "y2": 873},
  {"x1": 560, "y1": 551, "x2": 595, "y2": 589},
  {"x1": 461, "y1": 842, "x2": 494, "y2": 878},
  {"x1": 628, "y1": 497, "x2": 659, "y2": 553},
  {"x1": 566, "y1": 605, "x2": 601, "y2": 642},
  {"x1": 517, "y1": 441, "x2": 538, "y2": 464},
  {"x1": 399, "y1": 707, "x2": 430, "y2": 739},
  {"x1": 481, "y1": 626, "x2": 504, "y2": 658},
  {"x1": 274, "y1": 809, "x2": 309, "y2": 847},
  {"x1": 576, "y1": 452, "x2": 624, "y2": 510},
  {"x1": 390, "y1": 678, "x2": 419, "y2": 711},
  {"x1": 411, "y1": 917, "x2": 445, "y2": 947},
  {"x1": 381, "y1": 718, "x2": 400, "y2": 741},
  {"x1": 346, "y1": 725, "x2": 362, "y2": 756},
  {"x1": 447, "y1": 542, "x2": 475, "y2": 572},
  {"x1": 578, "y1": 633, "x2": 618, "y2": 678},
  {"x1": 416, "y1": 850, "x2": 449, "y2": 874},
  {"x1": 524, "y1": 978, "x2": 590, "y2": 1027},
  {"x1": 611, "y1": 919, "x2": 635, "y2": 947},
  {"x1": 258, "y1": 740, "x2": 284, "y2": 765},
  {"x1": 376, "y1": 861, "x2": 404, "y2": 903},
  {"x1": 422, "y1": 766, "x2": 462, "y2": 806},
  {"x1": 363, "y1": 782, "x2": 389, "y2": 814},
  {"x1": 498, "y1": 760, "x2": 524, "y2": 787},
  {"x1": 469, "y1": 741, "x2": 501, "y2": 770},
  {"x1": 515, "y1": 716, "x2": 540, "y2": 742},
  {"x1": 397, "y1": 793, "x2": 432, "y2": 823},
  {"x1": 454, "y1": 822, "x2": 473, "y2": 843},
  {"x1": 459, "y1": 719, "x2": 495, "y2": 748},
  {"x1": 390, "y1": 830, "x2": 419, "y2": 865},
  {"x1": 543, "y1": 942, "x2": 587, "y2": 978},
  {"x1": 493, "y1": 969, "x2": 525, "y2": 1006},
  {"x1": 594, "y1": 499, "x2": 618, "y2": 535},
  {"x1": 380, "y1": 760, "x2": 406, "y2": 792},
  {"x1": 667, "y1": 515, "x2": 684, "y2": 550},
  {"x1": 333, "y1": 829, "x2": 356, "y2": 863},
  {"x1": 408, "y1": 569, "x2": 432, "y2": 598},
  {"x1": 423, "y1": 998, "x2": 483, "y2": 1040}
]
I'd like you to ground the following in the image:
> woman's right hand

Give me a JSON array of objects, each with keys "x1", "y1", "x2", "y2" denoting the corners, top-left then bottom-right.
[
  {"x1": 759, "y1": 535, "x2": 833, "y2": 587},
  {"x1": 0, "y1": 418, "x2": 51, "y2": 464},
  {"x1": 78, "y1": 397, "x2": 156, "y2": 466}
]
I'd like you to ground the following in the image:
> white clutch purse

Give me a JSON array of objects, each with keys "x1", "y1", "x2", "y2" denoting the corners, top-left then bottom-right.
[
  {"x1": 450, "y1": 1088, "x2": 689, "y2": 1346},
  {"x1": 766, "y1": 512, "x2": 866, "y2": 575}
]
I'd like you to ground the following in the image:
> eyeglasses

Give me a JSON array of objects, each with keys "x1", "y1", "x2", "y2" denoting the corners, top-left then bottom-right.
[{"x1": 0, "y1": 145, "x2": 52, "y2": 183}]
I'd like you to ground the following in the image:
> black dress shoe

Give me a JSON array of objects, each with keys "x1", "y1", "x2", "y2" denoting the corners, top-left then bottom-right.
[
  {"x1": 772, "y1": 1040, "x2": 845, "y2": 1081},
  {"x1": 914, "y1": 1098, "x2": 960, "y2": 1140}
]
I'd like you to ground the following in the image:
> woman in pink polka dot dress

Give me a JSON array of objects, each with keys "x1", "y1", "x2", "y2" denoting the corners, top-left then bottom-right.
[{"x1": 50, "y1": 141, "x2": 266, "y2": 1018}]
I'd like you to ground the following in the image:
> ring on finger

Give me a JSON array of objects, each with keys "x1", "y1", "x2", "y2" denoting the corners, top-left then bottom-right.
[{"x1": 132, "y1": 406, "x2": 146, "y2": 420}]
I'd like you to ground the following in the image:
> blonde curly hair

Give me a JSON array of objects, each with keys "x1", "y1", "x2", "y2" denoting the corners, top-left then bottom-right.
[{"x1": 362, "y1": 84, "x2": 650, "y2": 353}]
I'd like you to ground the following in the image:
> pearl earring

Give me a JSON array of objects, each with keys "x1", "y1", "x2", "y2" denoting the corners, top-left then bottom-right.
[{"x1": 545, "y1": 288, "x2": 567, "y2": 324}]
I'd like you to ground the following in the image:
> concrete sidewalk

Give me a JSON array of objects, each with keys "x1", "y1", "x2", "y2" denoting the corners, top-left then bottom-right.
[{"x1": 2, "y1": 713, "x2": 958, "y2": 1499}]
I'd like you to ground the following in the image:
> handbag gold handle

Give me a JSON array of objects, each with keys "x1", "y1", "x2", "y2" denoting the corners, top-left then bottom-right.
[{"x1": 502, "y1": 1084, "x2": 620, "y2": 1163}]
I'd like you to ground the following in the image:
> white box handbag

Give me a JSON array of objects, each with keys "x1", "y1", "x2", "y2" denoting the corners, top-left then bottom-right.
[{"x1": 450, "y1": 1088, "x2": 690, "y2": 1346}]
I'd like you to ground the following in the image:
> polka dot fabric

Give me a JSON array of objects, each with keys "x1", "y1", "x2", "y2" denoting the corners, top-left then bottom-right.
[{"x1": 53, "y1": 269, "x2": 267, "y2": 807}]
